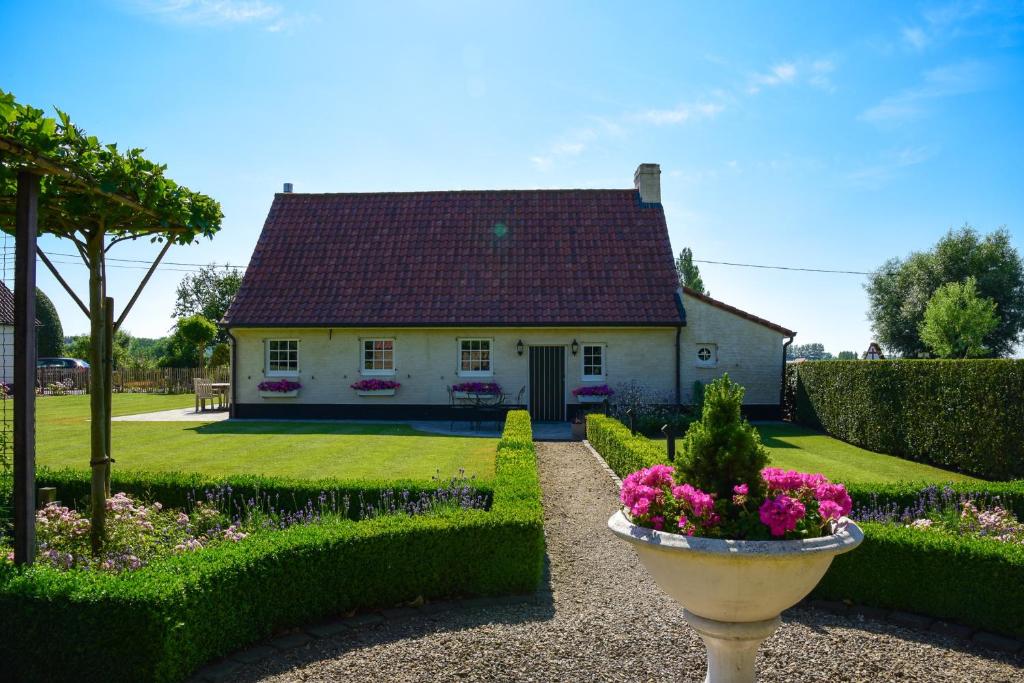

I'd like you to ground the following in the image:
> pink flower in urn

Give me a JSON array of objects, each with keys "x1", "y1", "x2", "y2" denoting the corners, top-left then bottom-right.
[{"x1": 759, "y1": 495, "x2": 807, "y2": 537}]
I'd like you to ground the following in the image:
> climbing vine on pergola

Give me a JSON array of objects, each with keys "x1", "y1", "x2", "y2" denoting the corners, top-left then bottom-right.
[{"x1": 0, "y1": 89, "x2": 223, "y2": 554}]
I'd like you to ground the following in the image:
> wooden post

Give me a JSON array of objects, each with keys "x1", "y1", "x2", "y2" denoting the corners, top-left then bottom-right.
[
  {"x1": 626, "y1": 408, "x2": 635, "y2": 436},
  {"x1": 662, "y1": 424, "x2": 676, "y2": 462},
  {"x1": 13, "y1": 171, "x2": 39, "y2": 566},
  {"x1": 104, "y1": 296, "x2": 114, "y2": 498}
]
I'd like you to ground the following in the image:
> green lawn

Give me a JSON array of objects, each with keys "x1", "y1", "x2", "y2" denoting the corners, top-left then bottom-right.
[
  {"x1": 754, "y1": 422, "x2": 980, "y2": 484},
  {"x1": 37, "y1": 394, "x2": 497, "y2": 481}
]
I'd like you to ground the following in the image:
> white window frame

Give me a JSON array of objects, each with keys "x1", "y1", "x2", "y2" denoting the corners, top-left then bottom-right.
[
  {"x1": 457, "y1": 338, "x2": 494, "y2": 377},
  {"x1": 696, "y1": 343, "x2": 718, "y2": 368},
  {"x1": 265, "y1": 339, "x2": 299, "y2": 376},
  {"x1": 360, "y1": 338, "x2": 396, "y2": 376},
  {"x1": 580, "y1": 343, "x2": 606, "y2": 381}
]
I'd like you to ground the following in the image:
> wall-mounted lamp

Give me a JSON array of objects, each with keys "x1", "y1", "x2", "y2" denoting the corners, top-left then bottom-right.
[
  {"x1": 516, "y1": 339, "x2": 524, "y2": 356},
  {"x1": 571, "y1": 339, "x2": 579, "y2": 356}
]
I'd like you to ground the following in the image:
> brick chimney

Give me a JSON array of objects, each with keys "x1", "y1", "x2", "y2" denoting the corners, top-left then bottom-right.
[{"x1": 633, "y1": 163, "x2": 661, "y2": 204}]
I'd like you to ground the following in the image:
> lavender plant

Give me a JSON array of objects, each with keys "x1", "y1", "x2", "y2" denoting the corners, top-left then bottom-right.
[{"x1": 854, "y1": 484, "x2": 1024, "y2": 544}]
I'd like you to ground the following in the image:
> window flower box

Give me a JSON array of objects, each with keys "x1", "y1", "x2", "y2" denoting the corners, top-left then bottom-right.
[
  {"x1": 452, "y1": 381, "x2": 501, "y2": 399},
  {"x1": 351, "y1": 379, "x2": 400, "y2": 396},
  {"x1": 258, "y1": 379, "x2": 301, "y2": 398},
  {"x1": 572, "y1": 384, "x2": 614, "y2": 403}
]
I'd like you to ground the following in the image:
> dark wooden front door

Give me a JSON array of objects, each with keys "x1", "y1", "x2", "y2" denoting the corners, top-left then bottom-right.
[{"x1": 529, "y1": 346, "x2": 565, "y2": 421}]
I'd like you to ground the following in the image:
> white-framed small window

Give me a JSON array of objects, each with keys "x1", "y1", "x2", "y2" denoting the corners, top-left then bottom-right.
[
  {"x1": 581, "y1": 343, "x2": 606, "y2": 381},
  {"x1": 266, "y1": 339, "x2": 299, "y2": 375},
  {"x1": 458, "y1": 338, "x2": 493, "y2": 377},
  {"x1": 361, "y1": 338, "x2": 395, "y2": 375},
  {"x1": 696, "y1": 343, "x2": 718, "y2": 368}
]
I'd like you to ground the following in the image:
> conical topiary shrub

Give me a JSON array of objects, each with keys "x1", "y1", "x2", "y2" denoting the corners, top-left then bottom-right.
[{"x1": 677, "y1": 374, "x2": 768, "y2": 504}]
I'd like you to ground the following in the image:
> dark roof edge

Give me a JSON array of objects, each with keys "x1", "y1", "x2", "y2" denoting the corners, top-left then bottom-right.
[
  {"x1": 225, "y1": 321, "x2": 683, "y2": 329},
  {"x1": 682, "y1": 286, "x2": 796, "y2": 337}
]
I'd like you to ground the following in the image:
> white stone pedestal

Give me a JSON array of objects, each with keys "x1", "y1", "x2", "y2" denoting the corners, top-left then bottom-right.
[{"x1": 684, "y1": 610, "x2": 781, "y2": 683}]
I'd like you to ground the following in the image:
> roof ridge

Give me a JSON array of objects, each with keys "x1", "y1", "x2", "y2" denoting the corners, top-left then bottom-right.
[{"x1": 275, "y1": 188, "x2": 637, "y2": 197}]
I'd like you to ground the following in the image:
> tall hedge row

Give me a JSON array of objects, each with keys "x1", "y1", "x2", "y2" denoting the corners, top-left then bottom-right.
[
  {"x1": 0, "y1": 412, "x2": 544, "y2": 682},
  {"x1": 790, "y1": 359, "x2": 1024, "y2": 480}
]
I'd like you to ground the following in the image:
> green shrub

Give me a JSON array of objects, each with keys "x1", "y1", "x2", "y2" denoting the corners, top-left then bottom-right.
[
  {"x1": 789, "y1": 359, "x2": 1024, "y2": 479},
  {"x1": 498, "y1": 410, "x2": 533, "y2": 452},
  {"x1": 585, "y1": 414, "x2": 667, "y2": 477},
  {"x1": 0, "y1": 411, "x2": 543, "y2": 683},
  {"x1": 677, "y1": 375, "x2": 768, "y2": 502},
  {"x1": 815, "y1": 521, "x2": 1024, "y2": 638}
]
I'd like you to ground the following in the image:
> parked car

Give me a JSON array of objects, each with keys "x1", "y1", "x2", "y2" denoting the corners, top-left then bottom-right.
[
  {"x1": 37, "y1": 358, "x2": 90, "y2": 370},
  {"x1": 36, "y1": 358, "x2": 91, "y2": 394}
]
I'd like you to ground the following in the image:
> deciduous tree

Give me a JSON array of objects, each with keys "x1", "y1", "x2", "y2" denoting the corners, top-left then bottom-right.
[
  {"x1": 676, "y1": 247, "x2": 708, "y2": 295},
  {"x1": 920, "y1": 277, "x2": 999, "y2": 358},
  {"x1": 866, "y1": 226, "x2": 1024, "y2": 357}
]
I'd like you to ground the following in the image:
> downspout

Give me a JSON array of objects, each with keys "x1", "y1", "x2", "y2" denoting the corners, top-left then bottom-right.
[
  {"x1": 226, "y1": 328, "x2": 238, "y2": 419},
  {"x1": 780, "y1": 333, "x2": 796, "y2": 411},
  {"x1": 673, "y1": 289, "x2": 687, "y2": 407}
]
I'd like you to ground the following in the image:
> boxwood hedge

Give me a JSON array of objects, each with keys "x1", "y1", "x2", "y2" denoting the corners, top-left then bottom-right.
[
  {"x1": 0, "y1": 411, "x2": 544, "y2": 683},
  {"x1": 789, "y1": 359, "x2": 1024, "y2": 480},
  {"x1": 813, "y1": 522, "x2": 1024, "y2": 638},
  {"x1": 586, "y1": 414, "x2": 1024, "y2": 637}
]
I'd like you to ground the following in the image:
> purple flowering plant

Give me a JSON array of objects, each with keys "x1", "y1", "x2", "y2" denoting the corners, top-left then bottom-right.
[
  {"x1": 258, "y1": 379, "x2": 301, "y2": 392},
  {"x1": 571, "y1": 384, "x2": 615, "y2": 397},
  {"x1": 452, "y1": 381, "x2": 502, "y2": 395},
  {"x1": 854, "y1": 485, "x2": 1023, "y2": 544},
  {"x1": 2, "y1": 472, "x2": 489, "y2": 573},
  {"x1": 351, "y1": 379, "x2": 401, "y2": 391},
  {"x1": 620, "y1": 375, "x2": 852, "y2": 540}
]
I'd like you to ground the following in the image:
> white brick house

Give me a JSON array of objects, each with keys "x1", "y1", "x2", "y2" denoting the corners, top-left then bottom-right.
[{"x1": 224, "y1": 164, "x2": 795, "y2": 421}]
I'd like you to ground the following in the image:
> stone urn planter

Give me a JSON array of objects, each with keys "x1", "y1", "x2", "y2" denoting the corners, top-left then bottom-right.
[{"x1": 608, "y1": 510, "x2": 863, "y2": 683}]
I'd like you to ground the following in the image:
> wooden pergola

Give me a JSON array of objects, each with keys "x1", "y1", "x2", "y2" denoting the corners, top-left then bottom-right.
[{"x1": 0, "y1": 125, "x2": 220, "y2": 562}]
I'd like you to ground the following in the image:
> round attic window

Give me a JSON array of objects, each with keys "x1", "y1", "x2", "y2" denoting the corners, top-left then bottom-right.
[{"x1": 697, "y1": 346, "x2": 712, "y2": 362}]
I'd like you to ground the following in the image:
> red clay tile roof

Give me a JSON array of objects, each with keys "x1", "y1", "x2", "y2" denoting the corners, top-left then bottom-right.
[
  {"x1": 682, "y1": 286, "x2": 795, "y2": 336},
  {"x1": 0, "y1": 281, "x2": 14, "y2": 326},
  {"x1": 225, "y1": 189, "x2": 683, "y2": 327}
]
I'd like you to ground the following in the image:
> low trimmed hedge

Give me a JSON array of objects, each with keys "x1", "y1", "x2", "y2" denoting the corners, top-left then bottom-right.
[
  {"x1": 813, "y1": 522, "x2": 1024, "y2": 638},
  {"x1": 32, "y1": 467, "x2": 495, "y2": 521},
  {"x1": 789, "y1": 359, "x2": 1024, "y2": 480},
  {"x1": 585, "y1": 414, "x2": 666, "y2": 476},
  {"x1": 0, "y1": 411, "x2": 544, "y2": 682},
  {"x1": 587, "y1": 415, "x2": 1024, "y2": 637}
]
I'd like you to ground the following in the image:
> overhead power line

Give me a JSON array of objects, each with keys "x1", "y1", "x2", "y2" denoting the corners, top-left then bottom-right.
[
  {"x1": 693, "y1": 258, "x2": 870, "y2": 276},
  {"x1": 39, "y1": 251, "x2": 244, "y2": 269}
]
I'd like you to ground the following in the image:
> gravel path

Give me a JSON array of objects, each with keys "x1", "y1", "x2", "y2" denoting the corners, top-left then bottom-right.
[{"x1": 229, "y1": 442, "x2": 1023, "y2": 683}]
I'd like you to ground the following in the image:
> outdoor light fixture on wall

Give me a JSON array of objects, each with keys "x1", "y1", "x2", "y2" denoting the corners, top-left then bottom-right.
[
  {"x1": 571, "y1": 339, "x2": 579, "y2": 356},
  {"x1": 516, "y1": 339, "x2": 524, "y2": 356}
]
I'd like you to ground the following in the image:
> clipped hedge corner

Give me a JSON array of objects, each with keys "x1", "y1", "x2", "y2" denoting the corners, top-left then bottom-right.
[{"x1": 0, "y1": 411, "x2": 544, "y2": 683}]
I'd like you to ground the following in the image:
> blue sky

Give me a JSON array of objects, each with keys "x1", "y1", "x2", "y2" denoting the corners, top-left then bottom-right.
[{"x1": 3, "y1": 0, "x2": 1023, "y2": 355}]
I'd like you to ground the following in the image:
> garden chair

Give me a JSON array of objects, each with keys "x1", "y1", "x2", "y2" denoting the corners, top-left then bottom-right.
[
  {"x1": 477, "y1": 390, "x2": 507, "y2": 430},
  {"x1": 448, "y1": 386, "x2": 478, "y2": 431},
  {"x1": 194, "y1": 378, "x2": 221, "y2": 412}
]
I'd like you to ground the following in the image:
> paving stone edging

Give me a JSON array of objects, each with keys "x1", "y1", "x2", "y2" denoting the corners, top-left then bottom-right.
[{"x1": 578, "y1": 439, "x2": 1024, "y2": 657}]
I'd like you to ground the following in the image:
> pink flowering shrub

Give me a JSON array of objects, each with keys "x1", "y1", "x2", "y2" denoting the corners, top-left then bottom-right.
[
  {"x1": 258, "y1": 379, "x2": 301, "y2": 392},
  {"x1": 621, "y1": 464, "x2": 852, "y2": 540},
  {"x1": 571, "y1": 384, "x2": 614, "y2": 397},
  {"x1": 452, "y1": 381, "x2": 502, "y2": 394},
  {"x1": 351, "y1": 379, "x2": 401, "y2": 391}
]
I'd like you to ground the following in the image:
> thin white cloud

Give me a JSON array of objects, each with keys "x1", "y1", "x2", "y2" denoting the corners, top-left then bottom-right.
[
  {"x1": 847, "y1": 146, "x2": 936, "y2": 187},
  {"x1": 634, "y1": 101, "x2": 725, "y2": 125},
  {"x1": 129, "y1": 0, "x2": 293, "y2": 30},
  {"x1": 748, "y1": 62, "x2": 798, "y2": 93},
  {"x1": 902, "y1": 26, "x2": 929, "y2": 50},
  {"x1": 808, "y1": 59, "x2": 836, "y2": 91},
  {"x1": 861, "y1": 60, "x2": 991, "y2": 123}
]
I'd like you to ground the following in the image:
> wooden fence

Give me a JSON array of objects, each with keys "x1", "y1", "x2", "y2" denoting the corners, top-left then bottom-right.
[{"x1": 36, "y1": 366, "x2": 230, "y2": 395}]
